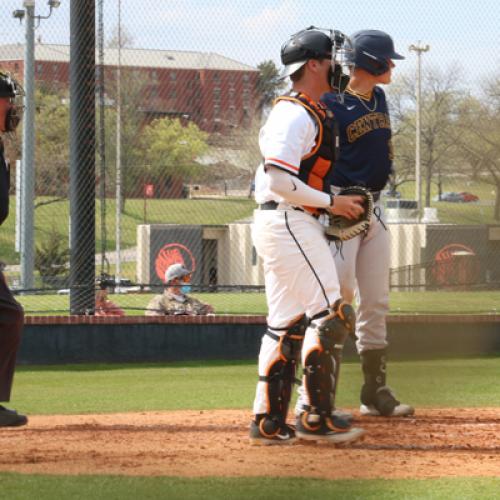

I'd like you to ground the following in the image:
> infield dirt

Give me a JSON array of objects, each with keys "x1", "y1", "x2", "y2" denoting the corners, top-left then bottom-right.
[{"x1": 0, "y1": 408, "x2": 498, "y2": 478}]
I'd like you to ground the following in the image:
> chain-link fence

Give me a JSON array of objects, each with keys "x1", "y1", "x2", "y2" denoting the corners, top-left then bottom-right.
[{"x1": 0, "y1": 0, "x2": 499, "y2": 316}]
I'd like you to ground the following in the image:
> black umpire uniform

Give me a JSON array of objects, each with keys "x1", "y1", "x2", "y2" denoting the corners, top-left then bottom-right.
[{"x1": 0, "y1": 71, "x2": 27, "y2": 427}]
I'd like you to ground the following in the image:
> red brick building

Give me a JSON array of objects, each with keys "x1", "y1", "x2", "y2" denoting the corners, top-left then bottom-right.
[{"x1": 0, "y1": 43, "x2": 259, "y2": 134}]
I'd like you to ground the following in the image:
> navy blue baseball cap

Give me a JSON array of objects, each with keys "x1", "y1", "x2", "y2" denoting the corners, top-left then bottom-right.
[{"x1": 346, "y1": 30, "x2": 404, "y2": 75}]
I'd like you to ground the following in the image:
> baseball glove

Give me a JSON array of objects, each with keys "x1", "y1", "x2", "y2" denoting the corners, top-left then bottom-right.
[{"x1": 324, "y1": 186, "x2": 374, "y2": 242}]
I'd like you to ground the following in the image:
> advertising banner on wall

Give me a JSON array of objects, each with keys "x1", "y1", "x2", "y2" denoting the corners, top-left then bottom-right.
[
  {"x1": 150, "y1": 226, "x2": 203, "y2": 286},
  {"x1": 424, "y1": 225, "x2": 500, "y2": 288}
]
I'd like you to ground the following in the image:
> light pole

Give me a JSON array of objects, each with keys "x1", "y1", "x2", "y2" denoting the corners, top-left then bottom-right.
[
  {"x1": 13, "y1": 0, "x2": 61, "y2": 290},
  {"x1": 115, "y1": 0, "x2": 122, "y2": 291},
  {"x1": 409, "y1": 42, "x2": 430, "y2": 220}
]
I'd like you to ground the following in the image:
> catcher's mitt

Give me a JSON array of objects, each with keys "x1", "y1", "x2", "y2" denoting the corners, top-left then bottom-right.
[{"x1": 325, "y1": 186, "x2": 373, "y2": 242}]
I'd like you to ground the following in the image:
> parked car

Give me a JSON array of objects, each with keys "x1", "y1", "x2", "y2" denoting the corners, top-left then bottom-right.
[
  {"x1": 383, "y1": 189, "x2": 401, "y2": 198},
  {"x1": 437, "y1": 192, "x2": 463, "y2": 202},
  {"x1": 436, "y1": 191, "x2": 479, "y2": 203},
  {"x1": 459, "y1": 192, "x2": 479, "y2": 202}
]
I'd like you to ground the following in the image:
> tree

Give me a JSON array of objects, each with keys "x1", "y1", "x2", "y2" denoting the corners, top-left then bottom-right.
[
  {"x1": 102, "y1": 71, "x2": 151, "y2": 210},
  {"x1": 107, "y1": 25, "x2": 135, "y2": 49},
  {"x1": 34, "y1": 89, "x2": 70, "y2": 197},
  {"x1": 140, "y1": 118, "x2": 209, "y2": 191},
  {"x1": 389, "y1": 65, "x2": 465, "y2": 206},
  {"x1": 255, "y1": 60, "x2": 287, "y2": 115},
  {"x1": 386, "y1": 77, "x2": 417, "y2": 192},
  {"x1": 35, "y1": 228, "x2": 70, "y2": 286},
  {"x1": 456, "y1": 82, "x2": 500, "y2": 220}
]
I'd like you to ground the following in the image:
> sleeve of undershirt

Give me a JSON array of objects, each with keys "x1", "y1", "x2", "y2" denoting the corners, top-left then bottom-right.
[{"x1": 267, "y1": 167, "x2": 331, "y2": 208}]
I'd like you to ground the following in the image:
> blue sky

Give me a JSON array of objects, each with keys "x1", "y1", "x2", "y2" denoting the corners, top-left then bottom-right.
[{"x1": 1, "y1": 0, "x2": 498, "y2": 82}]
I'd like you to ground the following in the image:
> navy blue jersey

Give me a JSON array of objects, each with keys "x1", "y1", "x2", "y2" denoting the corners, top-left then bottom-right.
[{"x1": 322, "y1": 87, "x2": 393, "y2": 191}]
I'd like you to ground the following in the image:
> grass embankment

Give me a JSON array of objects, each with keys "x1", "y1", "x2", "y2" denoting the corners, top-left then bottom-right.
[{"x1": 0, "y1": 196, "x2": 256, "y2": 263}]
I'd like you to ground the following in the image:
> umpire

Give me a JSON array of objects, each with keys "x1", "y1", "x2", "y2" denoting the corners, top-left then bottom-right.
[{"x1": 0, "y1": 71, "x2": 27, "y2": 427}]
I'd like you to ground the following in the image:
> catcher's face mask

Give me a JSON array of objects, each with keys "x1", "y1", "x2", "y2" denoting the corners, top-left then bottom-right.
[{"x1": 296, "y1": 27, "x2": 350, "y2": 90}]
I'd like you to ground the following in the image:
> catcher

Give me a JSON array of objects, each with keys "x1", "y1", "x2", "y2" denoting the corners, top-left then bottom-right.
[
  {"x1": 322, "y1": 30, "x2": 414, "y2": 417},
  {"x1": 250, "y1": 27, "x2": 366, "y2": 446}
]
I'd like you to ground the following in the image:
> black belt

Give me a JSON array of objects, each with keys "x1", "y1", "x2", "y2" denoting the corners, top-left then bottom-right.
[{"x1": 259, "y1": 201, "x2": 320, "y2": 219}]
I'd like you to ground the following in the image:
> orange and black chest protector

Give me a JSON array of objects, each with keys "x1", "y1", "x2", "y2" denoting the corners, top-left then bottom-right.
[{"x1": 275, "y1": 91, "x2": 339, "y2": 213}]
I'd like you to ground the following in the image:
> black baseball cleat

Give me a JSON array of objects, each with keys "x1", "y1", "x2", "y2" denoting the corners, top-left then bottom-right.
[
  {"x1": 296, "y1": 412, "x2": 365, "y2": 444},
  {"x1": 0, "y1": 405, "x2": 28, "y2": 427},
  {"x1": 360, "y1": 386, "x2": 415, "y2": 417},
  {"x1": 249, "y1": 415, "x2": 296, "y2": 446}
]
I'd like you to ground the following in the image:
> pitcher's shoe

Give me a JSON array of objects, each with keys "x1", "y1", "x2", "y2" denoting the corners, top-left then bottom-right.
[
  {"x1": 360, "y1": 386, "x2": 414, "y2": 417},
  {"x1": 249, "y1": 415, "x2": 296, "y2": 446},
  {"x1": 296, "y1": 412, "x2": 365, "y2": 444},
  {"x1": 0, "y1": 405, "x2": 28, "y2": 427},
  {"x1": 360, "y1": 403, "x2": 414, "y2": 417}
]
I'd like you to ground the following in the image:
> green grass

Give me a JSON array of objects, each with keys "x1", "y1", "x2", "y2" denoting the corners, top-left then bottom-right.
[
  {"x1": 9, "y1": 358, "x2": 500, "y2": 415},
  {"x1": 1, "y1": 196, "x2": 256, "y2": 264},
  {"x1": 15, "y1": 290, "x2": 500, "y2": 315},
  {"x1": 1, "y1": 474, "x2": 499, "y2": 500},
  {"x1": 389, "y1": 290, "x2": 500, "y2": 314}
]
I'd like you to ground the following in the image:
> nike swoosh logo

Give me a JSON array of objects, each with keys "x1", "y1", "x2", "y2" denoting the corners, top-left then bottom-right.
[
  {"x1": 291, "y1": 180, "x2": 297, "y2": 191},
  {"x1": 347, "y1": 105, "x2": 356, "y2": 110}
]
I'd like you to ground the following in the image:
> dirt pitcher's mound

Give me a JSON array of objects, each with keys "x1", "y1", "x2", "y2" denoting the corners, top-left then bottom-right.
[{"x1": 0, "y1": 408, "x2": 499, "y2": 478}]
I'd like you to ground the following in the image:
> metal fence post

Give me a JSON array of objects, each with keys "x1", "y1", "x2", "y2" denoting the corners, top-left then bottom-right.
[{"x1": 69, "y1": 0, "x2": 96, "y2": 314}]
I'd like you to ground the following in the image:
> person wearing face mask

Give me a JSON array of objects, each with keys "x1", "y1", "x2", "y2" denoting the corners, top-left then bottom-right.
[
  {"x1": 0, "y1": 71, "x2": 27, "y2": 427},
  {"x1": 145, "y1": 263, "x2": 214, "y2": 316}
]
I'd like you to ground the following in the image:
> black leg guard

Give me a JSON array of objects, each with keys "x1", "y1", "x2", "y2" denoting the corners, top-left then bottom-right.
[
  {"x1": 303, "y1": 348, "x2": 335, "y2": 417},
  {"x1": 259, "y1": 315, "x2": 308, "y2": 424},
  {"x1": 360, "y1": 348, "x2": 399, "y2": 416},
  {"x1": 304, "y1": 302, "x2": 356, "y2": 417},
  {"x1": 327, "y1": 301, "x2": 356, "y2": 407}
]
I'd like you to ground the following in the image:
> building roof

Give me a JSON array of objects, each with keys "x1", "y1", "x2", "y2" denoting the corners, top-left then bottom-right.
[{"x1": 0, "y1": 43, "x2": 258, "y2": 72}]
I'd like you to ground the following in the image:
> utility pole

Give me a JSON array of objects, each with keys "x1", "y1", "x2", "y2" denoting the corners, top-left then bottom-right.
[
  {"x1": 20, "y1": 0, "x2": 35, "y2": 290},
  {"x1": 409, "y1": 42, "x2": 430, "y2": 220},
  {"x1": 115, "y1": 0, "x2": 122, "y2": 291},
  {"x1": 13, "y1": 0, "x2": 61, "y2": 290}
]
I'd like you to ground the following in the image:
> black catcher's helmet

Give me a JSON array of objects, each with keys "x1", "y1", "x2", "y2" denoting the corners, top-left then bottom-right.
[
  {"x1": 345, "y1": 30, "x2": 404, "y2": 76},
  {"x1": 280, "y1": 29, "x2": 333, "y2": 78}
]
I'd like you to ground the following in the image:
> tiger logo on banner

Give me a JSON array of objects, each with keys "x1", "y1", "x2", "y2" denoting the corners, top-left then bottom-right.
[{"x1": 155, "y1": 243, "x2": 196, "y2": 283}]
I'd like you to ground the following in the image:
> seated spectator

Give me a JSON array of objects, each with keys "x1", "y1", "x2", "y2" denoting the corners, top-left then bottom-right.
[
  {"x1": 145, "y1": 263, "x2": 214, "y2": 316},
  {"x1": 95, "y1": 286, "x2": 125, "y2": 317}
]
